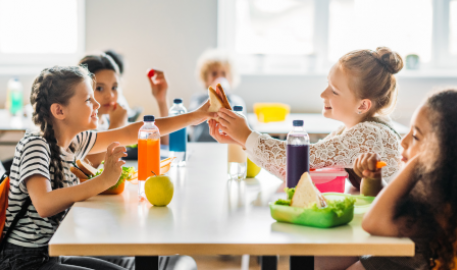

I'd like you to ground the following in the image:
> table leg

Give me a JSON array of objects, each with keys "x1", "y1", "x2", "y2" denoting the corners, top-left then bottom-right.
[
  {"x1": 290, "y1": 256, "x2": 314, "y2": 270},
  {"x1": 260, "y1": 256, "x2": 277, "y2": 270},
  {"x1": 135, "y1": 256, "x2": 159, "y2": 270}
]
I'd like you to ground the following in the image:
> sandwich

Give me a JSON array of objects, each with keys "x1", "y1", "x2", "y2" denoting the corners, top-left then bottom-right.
[
  {"x1": 71, "y1": 160, "x2": 136, "y2": 195},
  {"x1": 208, "y1": 83, "x2": 232, "y2": 116},
  {"x1": 291, "y1": 172, "x2": 327, "y2": 208}
]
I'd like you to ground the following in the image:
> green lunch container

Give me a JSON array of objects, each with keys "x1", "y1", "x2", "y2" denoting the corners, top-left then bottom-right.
[{"x1": 270, "y1": 193, "x2": 365, "y2": 228}]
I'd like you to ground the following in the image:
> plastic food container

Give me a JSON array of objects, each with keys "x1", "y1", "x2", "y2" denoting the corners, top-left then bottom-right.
[
  {"x1": 269, "y1": 193, "x2": 355, "y2": 228},
  {"x1": 322, "y1": 193, "x2": 375, "y2": 215},
  {"x1": 253, "y1": 103, "x2": 290, "y2": 123},
  {"x1": 310, "y1": 168, "x2": 347, "y2": 193}
]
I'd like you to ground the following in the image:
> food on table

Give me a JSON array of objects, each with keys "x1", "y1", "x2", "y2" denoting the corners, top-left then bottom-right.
[
  {"x1": 271, "y1": 172, "x2": 356, "y2": 228},
  {"x1": 208, "y1": 83, "x2": 232, "y2": 118},
  {"x1": 71, "y1": 160, "x2": 137, "y2": 195},
  {"x1": 246, "y1": 158, "x2": 261, "y2": 178},
  {"x1": 291, "y1": 172, "x2": 327, "y2": 208},
  {"x1": 145, "y1": 173, "x2": 174, "y2": 206},
  {"x1": 160, "y1": 157, "x2": 175, "y2": 175}
]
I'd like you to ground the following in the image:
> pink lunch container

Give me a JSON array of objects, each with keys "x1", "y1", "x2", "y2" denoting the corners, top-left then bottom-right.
[{"x1": 310, "y1": 168, "x2": 348, "y2": 193}]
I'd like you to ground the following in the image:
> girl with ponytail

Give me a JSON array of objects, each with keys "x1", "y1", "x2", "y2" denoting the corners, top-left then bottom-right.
[{"x1": 0, "y1": 66, "x2": 212, "y2": 269}]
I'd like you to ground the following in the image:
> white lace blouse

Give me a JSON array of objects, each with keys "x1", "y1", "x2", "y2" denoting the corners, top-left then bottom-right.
[{"x1": 245, "y1": 121, "x2": 402, "y2": 182}]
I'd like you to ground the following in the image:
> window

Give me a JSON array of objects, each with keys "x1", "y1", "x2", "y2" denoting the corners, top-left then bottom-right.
[
  {"x1": 329, "y1": 0, "x2": 432, "y2": 63},
  {"x1": 0, "y1": 0, "x2": 85, "y2": 72},
  {"x1": 219, "y1": 0, "x2": 457, "y2": 74},
  {"x1": 450, "y1": 0, "x2": 457, "y2": 55}
]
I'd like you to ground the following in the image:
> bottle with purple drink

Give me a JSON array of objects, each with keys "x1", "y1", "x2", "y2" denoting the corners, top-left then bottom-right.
[{"x1": 286, "y1": 120, "x2": 310, "y2": 188}]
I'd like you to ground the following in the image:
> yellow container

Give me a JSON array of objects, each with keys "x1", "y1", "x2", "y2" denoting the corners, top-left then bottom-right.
[{"x1": 253, "y1": 103, "x2": 290, "y2": 123}]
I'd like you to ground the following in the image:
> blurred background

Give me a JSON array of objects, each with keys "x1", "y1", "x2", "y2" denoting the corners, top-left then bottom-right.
[{"x1": 0, "y1": 0, "x2": 456, "y2": 128}]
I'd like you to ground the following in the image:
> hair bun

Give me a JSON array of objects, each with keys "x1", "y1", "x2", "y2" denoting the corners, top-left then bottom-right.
[{"x1": 374, "y1": 47, "x2": 404, "y2": 74}]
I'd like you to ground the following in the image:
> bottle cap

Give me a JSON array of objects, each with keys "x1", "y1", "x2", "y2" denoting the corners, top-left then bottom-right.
[
  {"x1": 173, "y1": 98, "x2": 183, "y2": 104},
  {"x1": 293, "y1": 120, "x2": 304, "y2": 127},
  {"x1": 233, "y1": 105, "x2": 243, "y2": 112},
  {"x1": 144, "y1": 115, "x2": 155, "y2": 122}
]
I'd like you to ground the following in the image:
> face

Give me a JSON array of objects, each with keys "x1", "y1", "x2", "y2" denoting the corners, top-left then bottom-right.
[
  {"x1": 320, "y1": 63, "x2": 364, "y2": 127},
  {"x1": 93, "y1": 69, "x2": 119, "y2": 115},
  {"x1": 400, "y1": 105, "x2": 433, "y2": 163},
  {"x1": 205, "y1": 64, "x2": 231, "y2": 88},
  {"x1": 64, "y1": 78, "x2": 100, "y2": 131}
]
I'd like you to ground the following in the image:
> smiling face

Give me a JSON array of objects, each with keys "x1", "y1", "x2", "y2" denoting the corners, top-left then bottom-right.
[
  {"x1": 320, "y1": 63, "x2": 365, "y2": 127},
  {"x1": 63, "y1": 77, "x2": 100, "y2": 131},
  {"x1": 400, "y1": 105, "x2": 433, "y2": 163},
  {"x1": 93, "y1": 69, "x2": 119, "y2": 115}
]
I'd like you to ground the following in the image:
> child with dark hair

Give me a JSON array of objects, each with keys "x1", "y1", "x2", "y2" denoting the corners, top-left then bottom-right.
[{"x1": 0, "y1": 66, "x2": 212, "y2": 269}]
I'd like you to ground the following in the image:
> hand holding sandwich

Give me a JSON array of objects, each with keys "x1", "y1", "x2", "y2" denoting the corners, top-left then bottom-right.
[{"x1": 211, "y1": 109, "x2": 252, "y2": 148}]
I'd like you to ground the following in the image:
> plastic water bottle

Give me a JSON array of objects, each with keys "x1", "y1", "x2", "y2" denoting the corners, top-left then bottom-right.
[
  {"x1": 169, "y1": 98, "x2": 187, "y2": 166},
  {"x1": 286, "y1": 120, "x2": 310, "y2": 188},
  {"x1": 138, "y1": 115, "x2": 161, "y2": 200},
  {"x1": 6, "y1": 78, "x2": 23, "y2": 116},
  {"x1": 227, "y1": 106, "x2": 247, "y2": 180}
]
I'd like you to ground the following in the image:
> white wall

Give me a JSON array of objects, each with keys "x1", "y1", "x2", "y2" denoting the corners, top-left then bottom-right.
[{"x1": 0, "y1": 0, "x2": 456, "y2": 128}]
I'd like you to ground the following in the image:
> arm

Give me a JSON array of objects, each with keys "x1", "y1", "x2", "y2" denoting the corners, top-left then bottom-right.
[
  {"x1": 26, "y1": 143, "x2": 126, "y2": 218},
  {"x1": 148, "y1": 70, "x2": 170, "y2": 145},
  {"x1": 89, "y1": 100, "x2": 214, "y2": 155},
  {"x1": 362, "y1": 156, "x2": 419, "y2": 237}
]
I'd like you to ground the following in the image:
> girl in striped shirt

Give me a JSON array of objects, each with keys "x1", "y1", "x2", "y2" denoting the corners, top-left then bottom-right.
[{"x1": 0, "y1": 66, "x2": 213, "y2": 270}]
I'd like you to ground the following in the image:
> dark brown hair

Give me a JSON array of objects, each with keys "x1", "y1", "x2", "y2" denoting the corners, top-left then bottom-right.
[
  {"x1": 339, "y1": 47, "x2": 404, "y2": 116},
  {"x1": 30, "y1": 66, "x2": 92, "y2": 187},
  {"x1": 79, "y1": 53, "x2": 119, "y2": 76},
  {"x1": 395, "y1": 89, "x2": 457, "y2": 270}
]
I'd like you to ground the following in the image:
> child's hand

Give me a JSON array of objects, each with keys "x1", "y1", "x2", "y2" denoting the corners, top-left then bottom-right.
[
  {"x1": 147, "y1": 70, "x2": 168, "y2": 103},
  {"x1": 101, "y1": 142, "x2": 127, "y2": 188},
  {"x1": 191, "y1": 99, "x2": 216, "y2": 125},
  {"x1": 208, "y1": 119, "x2": 241, "y2": 145},
  {"x1": 108, "y1": 103, "x2": 128, "y2": 129},
  {"x1": 216, "y1": 108, "x2": 252, "y2": 148},
  {"x1": 354, "y1": 153, "x2": 382, "y2": 180}
]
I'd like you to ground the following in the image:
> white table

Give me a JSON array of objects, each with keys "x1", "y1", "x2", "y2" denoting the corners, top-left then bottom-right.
[
  {"x1": 0, "y1": 109, "x2": 36, "y2": 146},
  {"x1": 247, "y1": 113, "x2": 409, "y2": 140},
  {"x1": 49, "y1": 143, "x2": 414, "y2": 270}
]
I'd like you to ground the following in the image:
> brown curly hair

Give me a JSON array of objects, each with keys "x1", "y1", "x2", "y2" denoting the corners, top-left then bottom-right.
[
  {"x1": 30, "y1": 66, "x2": 92, "y2": 187},
  {"x1": 394, "y1": 89, "x2": 457, "y2": 270}
]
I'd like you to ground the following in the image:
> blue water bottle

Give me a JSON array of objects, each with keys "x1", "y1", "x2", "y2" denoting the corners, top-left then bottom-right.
[{"x1": 169, "y1": 98, "x2": 187, "y2": 166}]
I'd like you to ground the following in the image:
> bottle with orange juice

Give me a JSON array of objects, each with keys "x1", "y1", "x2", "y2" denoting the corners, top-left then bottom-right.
[{"x1": 138, "y1": 115, "x2": 160, "y2": 200}]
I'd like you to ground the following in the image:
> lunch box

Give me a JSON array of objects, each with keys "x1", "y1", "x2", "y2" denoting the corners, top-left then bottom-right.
[
  {"x1": 310, "y1": 168, "x2": 348, "y2": 193},
  {"x1": 269, "y1": 193, "x2": 375, "y2": 228}
]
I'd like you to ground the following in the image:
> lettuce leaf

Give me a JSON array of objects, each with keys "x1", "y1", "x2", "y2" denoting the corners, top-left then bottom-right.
[
  {"x1": 89, "y1": 166, "x2": 136, "y2": 190},
  {"x1": 285, "y1": 187, "x2": 295, "y2": 200},
  {"x1": 274, "y1": 199, "x2": 291, "y2": 206},
  {"x1": 310, "y1": 197, "x2": 356, "y2": 217}
]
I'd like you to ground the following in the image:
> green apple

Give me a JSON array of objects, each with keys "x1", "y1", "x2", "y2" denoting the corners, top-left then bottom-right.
[
  {"x1": 246, "y1": 158, "x2": 261, "y2": 178},
  {"x1": 144, "y1": 174, "x2": 174, "y2": 206}
]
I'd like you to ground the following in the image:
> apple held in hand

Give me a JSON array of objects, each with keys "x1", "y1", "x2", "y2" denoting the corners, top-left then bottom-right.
[{"x1": 145, "y1": 173, "x2": 174, "y2": 207}]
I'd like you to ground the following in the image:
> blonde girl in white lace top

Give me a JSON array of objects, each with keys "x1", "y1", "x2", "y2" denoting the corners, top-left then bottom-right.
[{"x1": 209, "y1": 47, "x2": 404, "y2": 183}]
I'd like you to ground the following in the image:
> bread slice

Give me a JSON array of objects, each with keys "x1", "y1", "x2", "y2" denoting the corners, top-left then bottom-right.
[
  {"x1": 208, "y1": 84, "x2": 232, "y2": 113},
  {"x1": 76, "y1": 159, "x2": 98, "y2": 176},
  {"x1": 70, "y1": 166, "x2": 89, "y2": 180},
  {"x1": 291, "y1": 172, "x2": 327, "y2": 208}
]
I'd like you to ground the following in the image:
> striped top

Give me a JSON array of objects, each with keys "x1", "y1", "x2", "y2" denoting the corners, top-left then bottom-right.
[{"x1": 4, "y1": 131, "x2": 97, "y2": 247}]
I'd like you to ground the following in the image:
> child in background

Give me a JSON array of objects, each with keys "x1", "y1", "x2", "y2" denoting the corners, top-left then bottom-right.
[
  {"x1": 79, "y1": 53, "x2": 170, "y2": 166},
  {"x1": 319, "y1": 89, "x2": 457, "y2": 270},
  {"x1": 0, "y1": 66, "x2": 212, "y2": 270},
  {"x1": 209, "y1": 47, "x2": 403, "y2": 185},
  {"x1": 189, "y1": 49, "x2": 246, "y2": 142}
]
